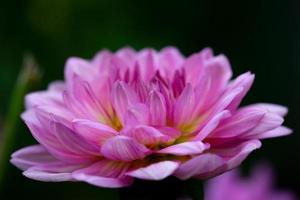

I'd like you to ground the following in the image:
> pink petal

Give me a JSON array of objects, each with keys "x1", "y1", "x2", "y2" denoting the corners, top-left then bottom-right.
[
  {"x1": 148, "y1": 90, "x2": 167, "y2": 126},
  {"x1": 100, "y1": 136, "x2": 150, "y2": 162},
  {"x1": 22, "y1": 111, "x2": 94, "y2": 164},
  {"x1": 157, "y1": 141, "x2": 209, "y2": 156},
  {"x1": 50, "y1": 121, "x2": 99, "y2": 155},
  {"x1": 116, "y1": 47, "x2": 137, "y2": 67},
  {"x1": 124, "y1": 103, "x2": 149, "y2": 126},
  {"x1": 11, "y1": 145, "x2": 57, "y2": 170},
  {"x1": 210, "y1": 107, "x2": 265, "y2": 138},
  {"x1": 72, "y1": 160, "x2": 133, "y2": 188},
  {"x1": 243, "y1": 112, "x2": 284, "y2": 138},
  {"x1": 91, "y1": 50, "x2": 113, "y2": 69},
  {"x1": 158, "y1": 47, "x2": 184, "y2": 78},
  {"x1": 173, "y1": 84, "x2": 195, "y2": 126},
  {"x1": 64, "y1": 57, "x2": 96, "y2": 90},
  {"x1": 226, "y1": 72, "x2": 255, "y2": 111},
  {"x1": 124, "y1": 125, "x2": 169, "y2": 146},
  {"x1": 34, "y1": 105, "x2": 74, "y2": 129},
  {"x1": 209, "y1": 140, "x2": 261, "y2": 170},
  {"x1": 126, "y1": 161, "x2": 179, "y2": 180},
  {"x1": 255, "y1": 126, "x2": 292, "y2": 139},
  {"x1": 24, "y1": 170, "x2": 73, "y2": 182},
  {"x1": 219, "y1": 140, "x2": 262, "y2": 170},
  {"x1": 175, "y1": 140, "x2": 261, "y2": 180},
  {"x1": 111, "y1": 81, "x2": 138, "y2": 123},
  {"x1": 72, "y1": 119, "x2": 117, "y2": 144},
  {"x1": 183, "y1": 52, "x2": 205, "y2": 86},
  {"x1": 202, "y1": 55, "x2": 232, "y2": 107},
  {"x1": 175, "y1": 153, "x2": 225, "y2": 180},
  {"x1": 247, "y1": 103, "x2": 288, "y2": 117},
  {"x1": 137, "y1": 48, "x2": 157, "y2": 81},
  {"x1": 23, "y1": 162, "x2": 83, "y2": 182},
  {"x1": 25, "y1": 82, "x2": 65, "y2": 109},
  {"x1": 194, "y1": 110, "x2": 231, "y2": 140}
]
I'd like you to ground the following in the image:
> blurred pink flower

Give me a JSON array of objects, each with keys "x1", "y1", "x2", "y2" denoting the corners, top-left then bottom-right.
[
  {"x1": 11, "y1": 47, "x2": 291, "y2": 188},
  {"x1": 205, "y1": 165, "x2": 297, "y2": 200}
]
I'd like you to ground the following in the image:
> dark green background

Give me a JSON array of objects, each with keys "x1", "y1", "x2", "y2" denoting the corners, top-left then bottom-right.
[{"x1": 0, "y1": 0, "x2": 299, "y2": 199}]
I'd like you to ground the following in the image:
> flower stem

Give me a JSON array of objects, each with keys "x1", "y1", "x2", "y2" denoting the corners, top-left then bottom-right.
[{"x1": 0, "y1": 53, "x2": 41, "y2": 189}]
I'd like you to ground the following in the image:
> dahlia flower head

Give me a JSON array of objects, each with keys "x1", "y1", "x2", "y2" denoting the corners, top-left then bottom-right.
[
  {"x1": 205, "y1": 165, "x2": 297, "y2": 200},
  {"x1": 11, "y1": 47, "x2": 291, "y2": 188}
]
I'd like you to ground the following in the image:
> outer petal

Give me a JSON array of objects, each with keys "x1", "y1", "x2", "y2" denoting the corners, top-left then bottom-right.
[
  {"x1": 64, "y1": 57, "x2": 96, "y2": 84},
  {"x1": 50, "y1": 121, "x2": 99, "y2": 156},
  {"x1": 225, "y1": 72, "x2": 255, "y2": 111},
  {"x1": 242, "y1": 112, "x2": 284, "y2": 138},
  {"x1": 25, "y1": 81, "x2": 65, "y2": 109},
  {"x1": 23, "y1": 162, "x2": 83, "y2": 182},
  {"x1": 175, "y1": 153, "x2": 224, "y2": 180},
  {"x1": 247, "y1": 103, "x2": 288, "y2": 117},
  {"x1": 175, "y1": 140, "x2": 261, "y2": 180},
  {"x1": 100, "y1": 136, "x2": 150, "y2": 162},
  {"x1": 24, "y1": 170, "x2": 72, "y2": 182},
  {"x1": 202, "y1": 55, "x2": 232, "y2": 107},
  {"x1": 126, "y1": 161, "x2": 179, "y2": 180},
  {"x1": 72, "y1": 160, "x2": 133, "y2": 188},
  {"x1": 11, "y1": 145, "x2": 57, "y2": 171},
  {"x1": 209, "y1": 107, "x2": 265, "y2": 138},
  {"x1": 254, "y1": 126, "x2": 292, "y2": 139}
]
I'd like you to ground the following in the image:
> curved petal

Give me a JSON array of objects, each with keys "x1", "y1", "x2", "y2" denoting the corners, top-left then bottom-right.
[
  {"x1": 24, "y1": 170, "x2": 73, "y2": 182},
  {"x1": 173, "y1": 84, "x2": 195, "y2": 127},
  {"x1": 202, "y1": 54, "x2": 232, "y2": 107},
  {"x1": 11, "y1": 145, "x2": 57, "y2": 170},
  {"x1": 111, "y1": 81, "x2": 138, "y2": 123},
  {"x1": 194, "y1": 110, "x2": 231, "y2": 140},
  {"x1": 242, "y1": 112, "x2": 284, "y2": 138},
  {"x1": 157, "y1": 141, "x2": 209, "y2": 156},
  {"x1": 72, "y1": 119, "x2": 117, "y2": 144},
  {"x1": 51, "y1": 121, "x2": 99, "y2": 155},
  {"x1": 100, "y1": 136, "x2": 150, "y2": 162},
  {"x1": 124, "y1": 125, "x2": 169, "y2": 146},
  {"x1": 225, "y1": 72, "x2": 255, "y2": 111},
  {"x1": 72, "y1": 160, "x2": 133, "y2": 188},
  {"x1": 175, "y1": 153, "x2": 224, "y2": 180},
  {"x1": 116, "y1": 47, "x2": 137, "y2": 68},
  {"x1": 126, "y1": 161, "x2": 179, "y2": 180},
  {"x1": 124, "y1": 103, "x2": 149, "y2": 126},
  {"x1": 254, "y1": 126, "x2": 292, "y2": 139},
  {"x1": 137, "y1": 48, "x2": 157, "y2": 81},
  {"x1": 247, "y1": 103, "x2": 288, "y2": 117},
  {"x1": 148, "y1": 90, "x2": 167, "y2": 126},
  {"x1": 175, "y1": 140, "x2": 261, "y2": 180},
  {"x1": 210, "y1": 107, "x2": 265, "y2": 138},
  {"x1": 23, "y1": 161, "x2": 84, "y2": 182},
  {"x1": 158, "y1": 47, "x2": 184, "y2": 78}
]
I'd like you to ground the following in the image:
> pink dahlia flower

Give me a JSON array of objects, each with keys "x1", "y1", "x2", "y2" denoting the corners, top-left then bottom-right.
[
  {"x1": 11, "y1": 47, "x2": 291, "y2": 188},
  {"x1": 205, "y1": 165, "x2": 297, "y2": 200}
]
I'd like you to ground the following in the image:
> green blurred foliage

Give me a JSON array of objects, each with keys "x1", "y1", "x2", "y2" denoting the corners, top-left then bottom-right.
[{"x1": 0, "y1": 0, "x2": 299, "y2": 199}]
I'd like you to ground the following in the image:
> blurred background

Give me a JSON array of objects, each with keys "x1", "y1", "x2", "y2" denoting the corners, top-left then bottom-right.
[{"x1": 0, "y1": 0, "x2": 299, "y2": 199}]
